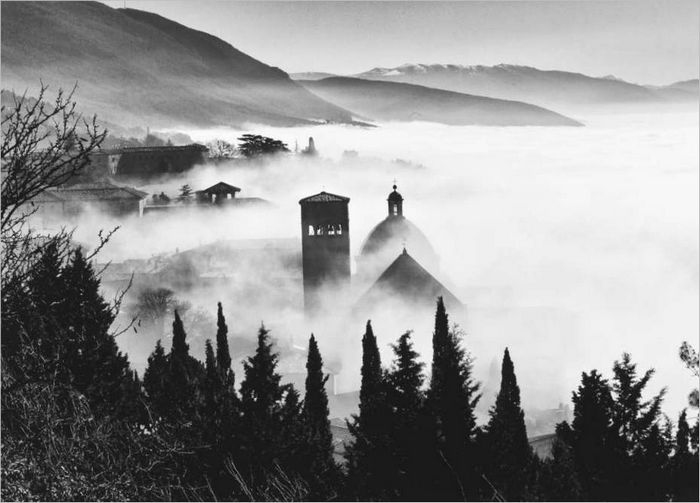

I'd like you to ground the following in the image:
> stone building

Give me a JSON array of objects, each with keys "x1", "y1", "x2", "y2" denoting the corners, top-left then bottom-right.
[
  {"x1": 30, "y1": 181, "x2": 148, "y2": 225},
  {"x1": 88, "y1": 144, "x2": 208, "y2": 180},
  {"x1": 299, "y1": 191, "x2": 351, "y2": 313},
  {"x1": 195, "y1": 181, "x2": 241, "y2": 204}
]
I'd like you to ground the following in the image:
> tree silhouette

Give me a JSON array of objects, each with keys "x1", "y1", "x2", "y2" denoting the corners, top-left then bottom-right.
[
  {"x1": 345, "y1": 321, "x2": 393, "y2": 500},
  {"x1": 425, "y1": 297, "x2": 481, "y2": 500},
  {"x1": 484, "y1": 348, "x2": 533, "y2": 500},
  {"x1": 301, "y1": 334, "x2": 337, "y2": 499},
  {"x1": 386, "y1": 331, "x2": 429, "y2": 500},
  {"x1": 237, "y1": 134, "x2": 289, "y2": 158}
]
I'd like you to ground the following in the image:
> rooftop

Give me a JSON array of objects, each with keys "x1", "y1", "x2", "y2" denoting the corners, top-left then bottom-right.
[
  {"x1": 37, "y1": 181, "x2": 148, "y2": 202},
  {"x1": 299, "y1": 191, "x2": 350, "y2": 204},
  {"x1": 356, "y1": 248, "x2": 461, "y2": 309},
  {"x1": 196, "y1": 181, "x2": 241, "y2": 194}
]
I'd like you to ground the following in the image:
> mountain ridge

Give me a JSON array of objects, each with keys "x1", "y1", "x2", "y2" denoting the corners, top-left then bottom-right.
[
  {"x1": 1, "y1": 1, "x2": 354, "y2": 128},
  {"x1": 299, "y1": 76, "x2": 582, "y2": 127},
  {"x1": 340, "y1": 63, "x2": 699, "y2": 107}
]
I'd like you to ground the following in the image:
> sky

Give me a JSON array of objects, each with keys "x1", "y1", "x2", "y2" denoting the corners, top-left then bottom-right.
[{"x1": 102, "y1": 0, "x2": 700, "y2": 85}]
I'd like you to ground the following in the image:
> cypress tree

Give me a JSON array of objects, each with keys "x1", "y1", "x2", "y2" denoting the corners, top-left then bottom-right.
[
  {"x1": 359, "y1": 320, "x2": 383, "y2": 410},
  {"x1": 215, "y1": 302, "x2": 232, "y2": 377},
  {"x1": 484, "y1": 348, "x2": 533, "y2": 500},
  {"x1": 345, "y1": 320, "x2": 393, "y2": 500},
  {"x1": 570, "y1": 369, "x2": 616, "y2": 500},
  {"x1": 168, "y1": 310, "x2": 202, "y2": 419},
  {"x1": 386, "y1": 331, "x2": 428, "y2": 500},
  {"x1": 143, "y1": 339, "x2": 170, "y2": 419},
  {"x1": 204, "y1": 339, "x2": 221, "y2": 416},
  {"x1": 425, "y1": 297, "x2": 481, "y2": 501},
  {"x1": 278, "y1": 384, "x2": 306, "y2": 476},
  {"x1": 302, "y1": 334, "x2": 336, "y2": 498},
  {"x1": 171, "y1": 309, "x2": 189, "y2": 361},
  {"x1": 239, "y1": 324, "x2": 285, "y2": 474}
]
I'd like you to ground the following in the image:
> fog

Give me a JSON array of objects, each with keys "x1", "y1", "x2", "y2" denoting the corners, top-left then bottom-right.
[{"x1": 70, "y1": 105, "x2": 698, "y2": 425}]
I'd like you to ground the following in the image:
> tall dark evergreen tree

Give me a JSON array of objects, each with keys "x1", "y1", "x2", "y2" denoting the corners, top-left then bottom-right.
[
  {"x1": 670, "y1": 409, "x2": 699, "y2": 502},
  {"x1": 301, "y1": 334, "x2": 337, "y2": 499},
  {"x1": 569, "y1": 369, "x2": 616, "y2": 500},
  {"x1": 215, "y1": 302, "x2": 232, "y2": 378},
  {"x1": 425, "y1": 297, "x2": 481, "y2": 501},
  {"x1": 610, "y1": 353, "x2": 668, "y2": 500},
  {"x1": 61, "y1": 248, "x2": 137, "y2": 419},
  {"x1": 484, "y1": 348, "x2": 533, "y2": 500},
  {"x1": 168, "y1": 310, "x2": 202, "y2": 419},
  {"x1": 537, "y1": 422, "x2": 583, "y2": 501},
  {"x1": 143, "y1": 339, "x2": 170, "y2": 419},
  {"x1": 204, "y1": 339, "x2": 221, "y2": 416},
  {"x1": 277, "y1": 384, "x2": 306, "y2": 477},
  {"x1": 386, "y1": 331, "x2": 429, "y2": 501},
  {"x1": 239, "y1": 324, "x2": 286, "y2": 476},
  {"x1": 345, "y1": 321, "x2": 394, "y2": 500}
]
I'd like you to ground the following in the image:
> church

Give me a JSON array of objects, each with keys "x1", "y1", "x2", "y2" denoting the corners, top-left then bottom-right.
[{"x1": 299, "y1": 184, "x2": 461, "y2": 316}]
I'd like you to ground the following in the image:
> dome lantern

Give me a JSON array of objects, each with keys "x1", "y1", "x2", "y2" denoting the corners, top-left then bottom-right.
[{"x1": 387, "y1": 184, "x2": 403, "y2": 216}]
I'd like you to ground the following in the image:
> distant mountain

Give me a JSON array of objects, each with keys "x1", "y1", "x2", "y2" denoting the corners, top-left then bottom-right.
[
  {"x1": 290, "y1": 72, "x2": 337, "y2": 81},
  {"x1": 644, "y1": 79, "x2": 699, "y2": 102},
  {"x1": 299, "y1": 77, "x2": 581, "y2": 127},
  {"x1": 352, "y1": 64, "x2": 698, "y2": 108},
  {"x1": 1, "y1": 1, "x2": 353, "y2": 128},
  {"x1": 665, "y1": 79, "x2": 699, "y2": 93}
]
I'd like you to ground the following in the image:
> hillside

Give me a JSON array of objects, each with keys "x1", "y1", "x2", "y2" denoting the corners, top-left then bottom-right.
[
  {"x1": 299, "y1": 77, "x2": 582, "y2": 126},
  {"x1": 1, "y1": 1, "x2": 353, "y2": 128},
  {"x1": 645, "y1": 79, "x2": 699, "y2": 101},
  {"x1": 290, "y1": 72, "x2": 338, "y2": 81},
  {"x1": 353, "y1": 64, "x2": 698, "y2": 108}
]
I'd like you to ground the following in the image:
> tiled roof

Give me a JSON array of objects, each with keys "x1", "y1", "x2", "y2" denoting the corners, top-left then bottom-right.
[
  {"x1": 196, "y1": 181, "x2": 241, "y2": 194},
  {"x1": 299, "y1": 191, "x2": 350, "y2": 204},
  {"x1": 39, "y1": 182, "x2": 148, "y2": 202}
]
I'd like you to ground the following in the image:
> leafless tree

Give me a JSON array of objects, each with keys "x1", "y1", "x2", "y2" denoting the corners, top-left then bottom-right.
[
  {"x1": 1, "y1": 83, "x2": 106, "y2": 231},
  {"x1": 1, "y1": 83, "x2": 106, "y2": 283}
]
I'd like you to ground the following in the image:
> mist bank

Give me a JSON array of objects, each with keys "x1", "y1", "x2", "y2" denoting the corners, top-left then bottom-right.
[{"x1": 65, "y1": 107, "x2": 698, "y2": 422}]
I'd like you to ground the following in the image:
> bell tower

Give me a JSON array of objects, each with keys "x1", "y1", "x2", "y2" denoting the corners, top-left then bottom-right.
[{"x1": 299, "y1": 191, "x2": 351, "y2": 313}]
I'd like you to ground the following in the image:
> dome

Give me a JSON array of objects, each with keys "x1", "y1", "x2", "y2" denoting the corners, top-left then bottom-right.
[
  {"x1": 357, "y1": 214, "x2": 439, "y2": 283},
  {"x1": 356, "y1": 184, "x2": 439, "y2": 285}
]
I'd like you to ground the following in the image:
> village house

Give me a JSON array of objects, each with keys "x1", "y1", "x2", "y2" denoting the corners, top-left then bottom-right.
[
  {"x1": 88, "y1": 144, "x2": 208, "y2": 180},
  {"x1": 143, "y1": 181, "x2": 271, "y2": 215},
  {"x1": 30, "y1": 180, "x2": 148, "y2": 226}
]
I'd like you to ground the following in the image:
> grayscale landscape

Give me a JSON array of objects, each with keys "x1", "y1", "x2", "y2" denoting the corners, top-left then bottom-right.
[{"x1": 1, "y1": 1, "x2": 698, "y2": 501}]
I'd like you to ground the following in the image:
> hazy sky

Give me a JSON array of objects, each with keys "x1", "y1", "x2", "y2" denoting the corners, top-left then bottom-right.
[{"x1": 102, "y1": 0, "x2": 699, "y2": 85}]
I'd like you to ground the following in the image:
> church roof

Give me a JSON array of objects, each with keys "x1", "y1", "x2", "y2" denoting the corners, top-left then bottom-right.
[
  {"x1": 299, "y1": 191, "x2": 350, "y2": 204},
  {"x1": 356, "y1": 249, "x2": 461, "y2": 309}
]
